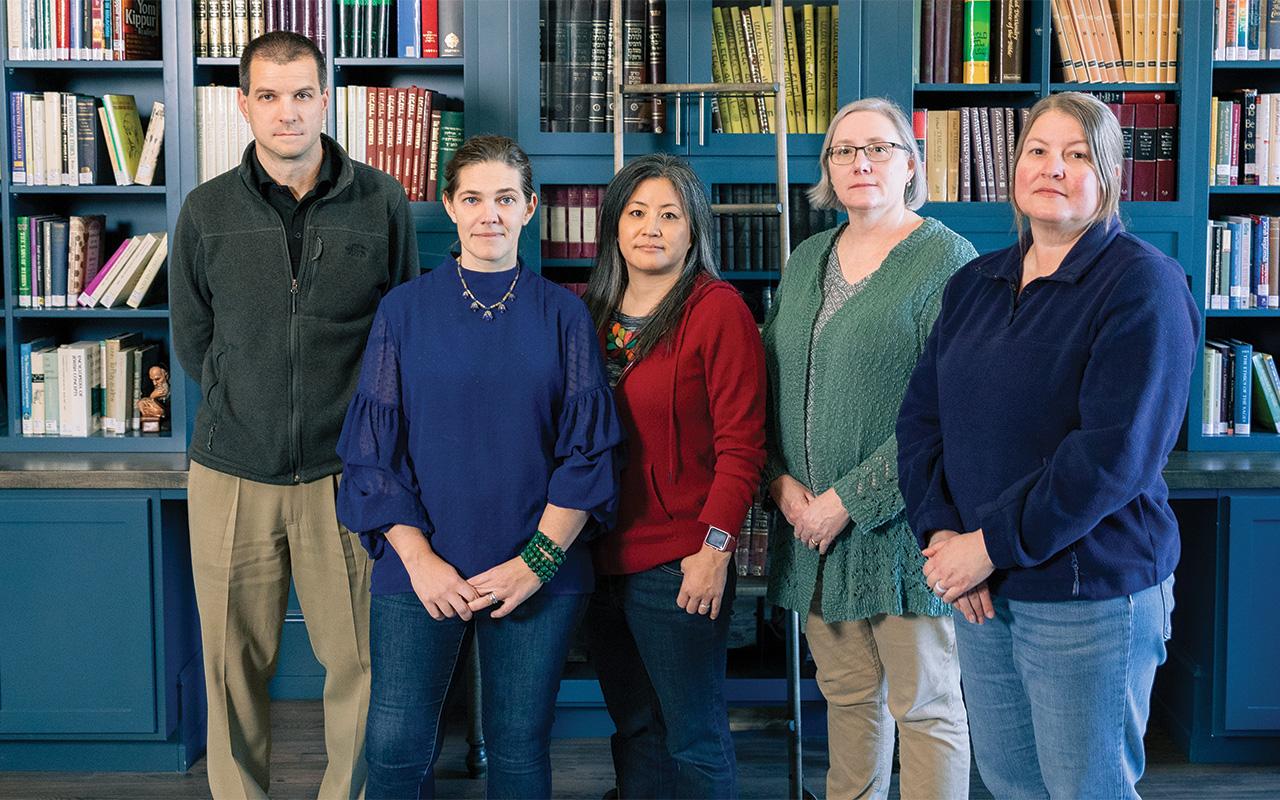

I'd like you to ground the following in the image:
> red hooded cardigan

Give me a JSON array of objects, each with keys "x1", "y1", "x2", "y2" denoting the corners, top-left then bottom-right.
[{"x1": 593, "y1": 278, "x2": 767, "y2": 575}]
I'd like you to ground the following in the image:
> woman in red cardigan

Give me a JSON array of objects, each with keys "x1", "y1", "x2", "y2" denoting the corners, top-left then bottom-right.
[{"x1": 583, "y1": 153, "x2": 766, "y2": 799}]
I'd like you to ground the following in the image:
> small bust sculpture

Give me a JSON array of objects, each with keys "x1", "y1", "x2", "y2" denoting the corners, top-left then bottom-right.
[{"x1": 136, "y1": 365, "x2": 170, "y2": 431}]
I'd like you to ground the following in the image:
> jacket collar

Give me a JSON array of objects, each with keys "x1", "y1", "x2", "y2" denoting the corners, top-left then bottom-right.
[
  {"x1": 237, "y1": 133, "x2": 354, "y2": 201},
  {"x1": 976, "y1": 216, "x2": 1123, "y2": 286}
]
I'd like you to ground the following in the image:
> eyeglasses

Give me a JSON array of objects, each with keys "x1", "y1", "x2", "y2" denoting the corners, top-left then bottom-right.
[{"x1": 826, "y1": 142, "x2": 910, "y2": 165}]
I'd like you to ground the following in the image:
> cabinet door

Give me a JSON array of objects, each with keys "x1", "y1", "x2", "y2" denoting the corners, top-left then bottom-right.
[
  {"x1": 1224, "y1": 495, "x2": 1280, "y2": 731},
  {"x1": 0, "y1": 494, "x2": 157, "y2": 735}
]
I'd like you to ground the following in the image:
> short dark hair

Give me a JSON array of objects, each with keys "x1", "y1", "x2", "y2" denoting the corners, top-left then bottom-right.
[
  {"x1": 583, "y1": 154, "x2": 719, "y2": 360},
  {"x1": 441, "y1": 135, "x2": 535, "y2": 202},
  {"x1": 239, "y1": 31, "x2": 326, "y2": 95}
]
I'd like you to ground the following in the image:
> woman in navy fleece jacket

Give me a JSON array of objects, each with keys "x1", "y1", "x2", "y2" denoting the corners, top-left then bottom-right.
[{"x1": 896, "y1": 93, "x2": 1199, "y2": 799}]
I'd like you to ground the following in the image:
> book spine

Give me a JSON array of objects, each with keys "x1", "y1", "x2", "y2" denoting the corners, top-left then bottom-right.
[
  {"x1": 1155, "y1": 102, "x2": 1177, "y2": 201},
  {"x1": 962, "y1": 0, "x2": 991, "y2": 83},
  {"x1": 437, "y1": 0, "x2": 461, "y2": 56},
  {"x1": 920, "y1": 0, "x2": 935, "y2": 82},
  {"x1": 16, "y1": 216, "x2": 31, "y2": 306},
  {"x1": 421, "y1": 0, "x2": 438, "y2": 56},
  {"x1": 10, "y1": 91, "x2": 25, "y2": 183},
  {"x1": 646, "y1": 0, "x2": 664, "y2": 133}
]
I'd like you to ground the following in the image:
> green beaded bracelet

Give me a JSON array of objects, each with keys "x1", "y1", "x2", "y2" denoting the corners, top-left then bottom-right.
[{"x1": 520, "y1": 531, "x2": 565, "y2": 583}]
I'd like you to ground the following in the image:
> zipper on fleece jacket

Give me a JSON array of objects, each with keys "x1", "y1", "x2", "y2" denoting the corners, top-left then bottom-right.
[{"x1": 287, "y1": 203, "x2": 322, "y2": 483}]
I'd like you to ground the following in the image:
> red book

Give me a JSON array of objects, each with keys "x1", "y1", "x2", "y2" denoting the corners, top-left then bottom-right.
[
  {"x1": 1131, "y1": 103, "x2": 1158, "y2": 202},
  {"x1": 1113, "y1": 104, "x2": 1134, "y2": 202},
  {"x1": 421, "y1": 0, "x2": 440, "y2": 57},
  {"x1": 415, "y1": 90, "x2": 435, "y2": 201},
  {"x1": 404, "y1": 88, "x2": 420, "y2": 200},
  {"x1": 1155, "y1": 103, "x2": 1177, "y2": 202},
  {"x1": 392, "y1": 88, "x2": 407, "y2": 191},
  {"x1": 582, "y1": 186, "x2": 599, "y2": 259},
  {"x1": 376, "y1": 87, "x2": 389, "y2": 174},
  {"x1": 1121, "y1": 91, "x2": 1166, "y2": 104},
  {"x1": 566, "y1": 185, "x2": 584, "y2": 259},
  {"x1": 366, "y1": 86, "x2": 378, "y2": 169}
]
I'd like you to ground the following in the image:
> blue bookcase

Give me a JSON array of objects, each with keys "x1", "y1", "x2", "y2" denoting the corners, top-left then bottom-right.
[{"x1": 0, "y1": 10, "x2": 189, "y2": 453}]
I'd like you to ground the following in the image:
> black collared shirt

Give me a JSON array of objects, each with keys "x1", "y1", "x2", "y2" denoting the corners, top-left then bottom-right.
[{"x1": 249, "y1": 140, "x2": 341, "y2": 276}]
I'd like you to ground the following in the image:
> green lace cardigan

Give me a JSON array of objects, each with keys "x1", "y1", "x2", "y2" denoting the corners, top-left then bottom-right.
[{"x1": 762, "y1": 218, "x2": 978, "y2": 625}]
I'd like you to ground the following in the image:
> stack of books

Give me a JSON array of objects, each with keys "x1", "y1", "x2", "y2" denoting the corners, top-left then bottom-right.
[
  {"x1": 1205, "y1": 215, "x2": 1280, "y2": 310},
  {"x1": 19, "y1": 333, "x2": 164, "y2": 437},
  {"x1": 919, "y1": 0, "x2": 1024, "y2": 84},
  {"x1": 1049, "y1": 0, "x2": 1180, "y2": 83},
  {"x1": 710, "y1": 1, "x2": 838, "y2": 135},
  {"x1": 541, "y1": 185, "x2": 602, "y2": 260},
  {"x1": 1210, "y1": 90, "x2": 1280, "y2": 187},
  {"x1": 334, "y1": 87, "x2": 463, "y2": 202},
  {"x1": 196, "y1": 0, "x2": 325, "y2": 57},
  {"x1": 8, "y1": 93, "x2": 163, "y2": 187},
  {"x1": 1213, "y1": 0, "x2": 1280, "y2": 61},
  {"x1": 1203, "y1": 339, "x2": 1280, "y2": 436},
  {"x1": 4, "y1": 0, "x2": 161, "y2": 61},
  {"x1": 540, "y1": 0, "x2": 666, "y2": 133},
  {"x1": 195, "y1": 86, "x2": 255, "y2": 184},
  {"x1": 384, "y1": 0, "x2": 465, "y2": 58},
  {"x1": 733, "y1": 500, "x2": 770, "y2": 577},
  {"x1": 915, "y1": 106, "x2": 1024, "y2": 203}
]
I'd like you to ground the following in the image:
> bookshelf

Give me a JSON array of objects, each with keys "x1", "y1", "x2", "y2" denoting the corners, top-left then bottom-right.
[{"x1": 0, "y1": 5, "x2": 188, "y2": 453}]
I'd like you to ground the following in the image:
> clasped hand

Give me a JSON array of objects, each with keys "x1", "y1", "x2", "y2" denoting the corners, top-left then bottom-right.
[
  {"x1": 770, "y1": 474, "x2": 848, "y2": 555},
  {"x1": 405, "y1": 550, "x2": 543, "y2": 622},
  {"x1": 921, "y1": 529, "x2": 997, "y2": 624}
]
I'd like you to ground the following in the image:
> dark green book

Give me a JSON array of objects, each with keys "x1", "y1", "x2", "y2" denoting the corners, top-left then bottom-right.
[{"x1": 436, "y1": 109, "x2": 464, "y2": 200}]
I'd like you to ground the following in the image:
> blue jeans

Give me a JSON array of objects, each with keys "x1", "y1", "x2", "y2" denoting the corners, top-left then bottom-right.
[
  {"x1": 365, "y1": 590, "x2": 586, "y2": 800},
  {"x1": 586, "y1": 559, "x2": 738, "y2": 799},
  {"x1": 955, "y1": 574, "x2": 1175, "y2": 800}
]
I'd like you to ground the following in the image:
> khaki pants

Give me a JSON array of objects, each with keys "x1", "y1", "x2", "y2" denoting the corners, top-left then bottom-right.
[
  {"x1": 189, "y1": 461, "x2": 371, "y2": 800},
  {"x1": 806, "y1": 597, "x2": 969, "y2": 800}
]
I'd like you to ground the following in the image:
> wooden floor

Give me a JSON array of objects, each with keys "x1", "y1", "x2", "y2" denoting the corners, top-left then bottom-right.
[{"x1": 2, "y1": 701, "x2": 1278, "y2": 799}]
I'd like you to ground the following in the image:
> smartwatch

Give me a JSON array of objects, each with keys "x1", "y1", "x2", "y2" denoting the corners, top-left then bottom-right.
[{"x1": 703, "y1": 525, "x2": 737, "y2": 553}]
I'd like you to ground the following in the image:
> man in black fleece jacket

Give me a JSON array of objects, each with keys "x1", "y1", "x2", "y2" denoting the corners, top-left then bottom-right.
[{"x1": 169, "y1": 32, "x2": 417, "y2": 799}]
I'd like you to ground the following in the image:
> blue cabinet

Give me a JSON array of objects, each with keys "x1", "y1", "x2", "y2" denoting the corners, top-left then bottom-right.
[{"x1": 1225, "y1": 496, "x2": 1280, "y2": 731}]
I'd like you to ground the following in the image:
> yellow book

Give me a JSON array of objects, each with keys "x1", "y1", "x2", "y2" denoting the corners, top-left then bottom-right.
[
  {"x1": 722, "y1": 7, "x2": 760, "y2": 133},
  {"x1": 946, "y1": 109, "x2": 960, "y2": 202},
  {"x1": 784, "y1": 5, "x2": 805, "y2": 133},
  {"x1": 748, "y1": 5, "x2": 777, "y2": 134},
  {"x1": 760, "y1": 5, "x2": 796, "y2": 134},
  {"x1": 815, "y1": 5, "x2": 831, "y2": 133},
  {"x1": 1167, "y1": 0, "x2": 1179, "y2": 82},
  {"x1": 711, "y1": 8, "x2": 742, "y2": 134},
  {"x1": 1093, "y1": 0, "x2": 1124, "y2": 82},
  {"x1": 829, "y1": 5, "x2": 839, "y2": 123},
  {"x1": 734, "y1": 7, "x2": 768, "y2": 132},
  {"x1": 1151, "y1": 0, "x2": 1165, "y2": 83},
  {"x1": 1049, "y1": 0, "x2": 1080, "y2": 82},
  {"x1": 101, "y1": 94, "x2": 145, "y2": 185},
  {"x1": 1133, "y1": 0, "x2": 1149, "y2": 83},
  {"x1": 803, "y1": 4, "x2": 817, "y2": 134},
  {"x1": 926, "y1": 109, "x2": 948, "y2": 202},
  {"x1": 1209, "y1": 97, "x2": 1219, "y2": 187}
]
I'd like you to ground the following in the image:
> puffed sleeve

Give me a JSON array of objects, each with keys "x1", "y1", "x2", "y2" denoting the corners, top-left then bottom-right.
[
  {"x1": 545, "y1": 304, "x2": 625, "y2": 539},
  {"x1": 336, "y1": 305, "x2": 432, "y2": 558}
]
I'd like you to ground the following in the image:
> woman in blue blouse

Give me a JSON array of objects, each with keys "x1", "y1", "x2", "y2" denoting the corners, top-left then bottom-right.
[
  {"x1": 896, "y1": 93, "x2": 1199, "y2": 799},
  {"x1": 335, "y1": 135, "x2": 623, "y2": 799}
]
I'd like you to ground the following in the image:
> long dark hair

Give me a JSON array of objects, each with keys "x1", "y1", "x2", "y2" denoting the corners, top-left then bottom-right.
[{"x1": 584, "y1": 154, "x2": 719, "y2": 360}]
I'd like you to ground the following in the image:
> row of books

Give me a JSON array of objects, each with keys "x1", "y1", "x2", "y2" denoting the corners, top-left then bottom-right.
[
  {"x1": 333, "y1": 86, "x2": 463, "y2": 202},
  {"x1": 917, "y1": 106, "x2": 1024, "y2": 204},
  {"x1": 1206, "y1": 215, "x2": 1280, "y2": 310},
  {"x1": 918, "y1": 0, "x2": 1024, "y2": 84},
  {"x1": 194, "y1": 86, "x2": 254, "y2": 185},
  {"x1": 709, "y1": 1, "x2": 838, "y2": 135},
  {"x1": 195, "y1": 0, "x2": 325, "y2": 57},
  {"x1": 733, "y1": 501, "x2": 770, "y2": 578},
  {"x1": 1210, "y1": 91, "x2": 1280, "y2": 187},
  {"x1": 19, "y1": 333, "x2": 163, "y2": 437},
  {"x1": 712, "y1": 184, "x2": 839, "y2": 272},
  {"x1": 1203, "y1": 339, "x2": 1280, "y2": 436},
  {"x1": 380, "y1": 0, "x2": 464, "y2": 59},
  {"x1": 915, "y1": 95, "x2": 1177, "y2": 204},
  {"x1": 541, "y1": 185, "x2": 600, "y2": 260},
  {"x1": 539, "y1": 0, "x2": 665, "y2": 133},
  {"x1": 15, "y1": 219, "x2": 167, "y2": 310},
  {"x1": 3, "y1": 0, "x2": 160, "y2": 61},
  {"x1": 9, "y1": 92, "x2": 161, "y2": 187},
  {"x1": 1049, "y1": 0, "x2": 1180, "y2": 84},
  {"x1": 1213, "y1": 0, "x2": 1280, "y2": 61}
]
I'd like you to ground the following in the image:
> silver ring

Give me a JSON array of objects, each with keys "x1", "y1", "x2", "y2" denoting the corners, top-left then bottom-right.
[
  {"x1": 699, "y1": 602, "x2": 710, "y2": 609},
  {"x1": 488, "y1": 592, "x2": 500, "y2": 606},
  {"x1": 934, "y1": 582, "x2": 947, "y2": 595}
]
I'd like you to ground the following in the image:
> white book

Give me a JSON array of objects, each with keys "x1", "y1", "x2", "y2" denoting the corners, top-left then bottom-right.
[
  {"x1": 99, "y1": 233, "x2": 160, "y2": 308},
  {"x1": 58, "y1": 341, "x2": 101, "y2": 437},
  {"x1": 28, "y1": 95, "x2": 45, "y2": 185},
  {"x1": 42, "y1": 90, "x2": 60, "y2": 185},
  {"x1": 196, "y1": 86, "x2": 209, "y2": 184},
  {"x1": 62, "y1": 92, "x2": 78, "y2": 184},
  {"x1": 125, "y1": 233, "x2": 169, "y2": 308},
  {"x1": 352, "y1": 86, "x2": 365, "y2": 164},
  {"x1": 80, "y1": 235, "x2": 141, "y2": 306},
  {"x1": 110, "y1": 347, "x2": 137, "y2": 436},
  {"x1": 134, "y1": 101, "x2": 165, "y2": 186},
  {"x1": 1269, "y1": 94, "x2": 1280, "y2": 186},
  {"x1": 42, "y1": 348, "x2": 59, "y2": 435},
  {"x1": 29, "y1": 347, "x2": 53, "y2": 435},
  {"x1": 6, "y1": 0, "x2": 20, "y2": 60},
  {"x1": 336, "y1": 86, "x2": 347, "y2": 151},
  {"x1": 1259, "y1": 94, "x2": 1271, "y2": 187},
  {"x1": 103, "y1": 332, "x2": 142, "y2": 433}
]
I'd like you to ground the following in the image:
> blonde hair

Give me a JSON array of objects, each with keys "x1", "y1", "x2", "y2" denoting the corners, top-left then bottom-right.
[
  {"x1": 1011, "y1": 92, "x2": 1123, "y2": 236},
  {"x1": 809, "y1": 97, "x2": 927, "y2": 211}
]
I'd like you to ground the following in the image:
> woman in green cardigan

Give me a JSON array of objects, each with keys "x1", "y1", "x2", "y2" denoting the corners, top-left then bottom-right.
[{"x1": 762, "y1": 97, "x2": 976, "y2": 800}]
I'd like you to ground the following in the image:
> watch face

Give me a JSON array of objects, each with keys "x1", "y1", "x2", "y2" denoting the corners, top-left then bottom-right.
[{"x1": 706, "y1": 527, "x2": 731, "y2": 550}]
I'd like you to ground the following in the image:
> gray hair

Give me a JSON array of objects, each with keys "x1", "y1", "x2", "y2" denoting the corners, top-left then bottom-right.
[
  {"x1": 1012, "y1": 92, "x2": 1123, "y2": 236},
  {"x1": 809, "y1": 97, "x2": 927, "y2": 211}
]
